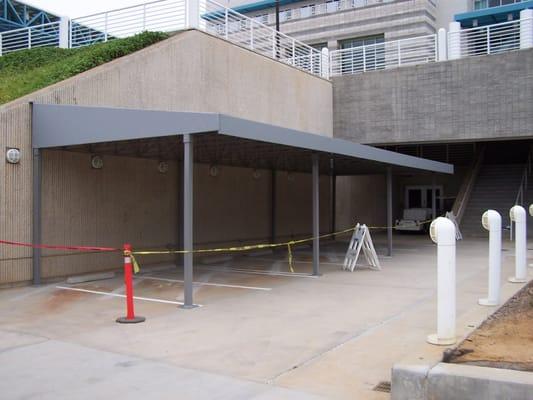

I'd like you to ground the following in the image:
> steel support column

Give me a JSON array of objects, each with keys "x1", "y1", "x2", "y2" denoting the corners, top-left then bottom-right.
[
  {"x1": 312, "y1": 153, "x2": 320, "y2": 276},
  {"x1": 330, "y1": 158, "x2": 336, "y2": 237},
  {"x1": 32, "y1": 148, "x2": 42, "y2": 285},
  {"x1": 176, "y1": 155, "x2": 183, "y2": 267},
  {"x1": 182, "y1": 134, "x2": 195, "y2": 308},
  {"x1": 387, "y1": 167, "x2": 393, "y2": 257},
  {"x1": 271, "y1": 169, "x2": 276, "y2": 244},
  {"x1": 432, "y1": 173, "x2": 437, "y2": 220}
]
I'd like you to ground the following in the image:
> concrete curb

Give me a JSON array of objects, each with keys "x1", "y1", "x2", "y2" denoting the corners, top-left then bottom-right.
[{"x1": 392, "y1": 363, "x2": 533, "y2": 400}]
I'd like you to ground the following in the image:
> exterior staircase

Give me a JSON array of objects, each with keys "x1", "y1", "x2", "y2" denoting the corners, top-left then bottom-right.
[{"x1": 460, "y1": 164, "x2": 524, "y2": 237}]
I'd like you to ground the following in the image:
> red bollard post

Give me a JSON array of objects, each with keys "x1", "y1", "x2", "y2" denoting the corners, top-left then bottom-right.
[{"x1": 116, "y1": 243, "x2": 145, "y2": 324}]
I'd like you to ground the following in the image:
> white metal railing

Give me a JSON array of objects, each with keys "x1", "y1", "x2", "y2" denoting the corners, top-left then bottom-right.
[
  {"x1": 70, "y1": 0, "x2": 186, "y2": 48},
  {"x1": 329, "y1": 34, "x2": 436, "y2": 76},
  {"x1": 448, "y1": 17, "x2": 527, "y2": 58},
  {"x1": 201, "y1": 0, "x2": 328, "y2": 77},
  {"x1": 0, "y1": 22, "x2": 61, "y2": 56}
]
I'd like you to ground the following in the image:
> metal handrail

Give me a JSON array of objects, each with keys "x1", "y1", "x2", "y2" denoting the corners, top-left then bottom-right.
[{"x1": 452, "y1": 145, "x2": 486, "y2": 225}]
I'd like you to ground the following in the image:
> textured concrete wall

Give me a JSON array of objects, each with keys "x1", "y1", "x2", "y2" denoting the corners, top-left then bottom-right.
[
  {"x1": 333, "y1": 48, "x2": 533, "y2": 145},
  {"x1": 0, "y1": 29, "x2": 333, "y2": 284}
]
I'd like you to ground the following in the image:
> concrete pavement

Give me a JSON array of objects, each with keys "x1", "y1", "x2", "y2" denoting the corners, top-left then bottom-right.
[{"x1": 0, "y1": 234, "x2": 530, "y2": 399}]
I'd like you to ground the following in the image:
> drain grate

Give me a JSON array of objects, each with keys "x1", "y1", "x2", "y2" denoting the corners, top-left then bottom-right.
[{"x1": 373, "y1": 381, "x2": 391, "y2": 393}]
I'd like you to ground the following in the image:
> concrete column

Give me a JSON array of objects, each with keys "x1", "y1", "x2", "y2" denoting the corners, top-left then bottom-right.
[
  {"x1": 386, "y1": 168, "x2": 393, "y2": 257},
  {"x1": 321, "y1": 47, "x2": 330, "y2": 79},
  {"x1": 312, "y1": 153, "x2": 320, "y2": 276},
  {"x1": 59, "y1": 17, "x2": 69, "y2": 48},
  {"x1": 186, "y1": 0, "x2": 200, "y2": 29},
  {"x1": 448, "y1": 21, "x2": 461, "y2": 60},
  {"x1": 32, "y1": 148, "x2": 42, "y2": 285},
  {"x1": 520, "y1": 9, "x2": 533, "y2": 50},
  {"x1": 182, "y1": 134, "x2": 195, "y2": 308},
  {"x1": 437, "y1": 28, "x2": 447, "y2": 61}
]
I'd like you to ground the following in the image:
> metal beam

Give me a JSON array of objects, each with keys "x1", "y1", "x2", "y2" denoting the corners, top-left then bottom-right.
[
  {"x1": 387, "y1": 167, "x2": 393, "y2": 257},
  {"x1": 32, "y1": 148, "x2": 42, "y2": 285},
  {"x1": 32, "y1": 104, "x2": 219, "y2": 149},
  {"x1": 312, "y1": 153, "x2": 320, "y2": 276},
  {"x1": 182, "y1": 134, "x2": 196, "y2": 309},
  {"x1": 32, "y1": 105, "x2": 453, "y2": 175}
]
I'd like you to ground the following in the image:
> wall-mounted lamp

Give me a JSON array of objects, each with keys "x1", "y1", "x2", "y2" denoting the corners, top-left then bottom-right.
[
  {"x1": 209, "y1": 165, "x2": 219, "y2": 177},
  {"x1": 158, "y1": 161, "x2": 169, "y2": 174},
  {"x1": 6, "y1": 148, "x2": 21, "y2": 164},
  {"x1": 91, "y1": 155, "x2": 104, "y2": 169}
]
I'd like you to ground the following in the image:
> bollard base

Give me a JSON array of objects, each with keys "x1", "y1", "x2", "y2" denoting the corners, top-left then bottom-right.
[
  {"x1": 508, "y1": 276, "x2": 527, "y2": 283},
  {"x1": 478, "y1": 298, "x2": 498, "y2": 306},
  {"x1": 427, "y1": 334, "x2": 456, "y2": 346},
  {"x1": 116, "y1": 316, "x2": 146, "y2": 324}
]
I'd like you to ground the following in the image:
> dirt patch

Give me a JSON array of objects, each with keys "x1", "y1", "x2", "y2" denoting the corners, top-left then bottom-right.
[
  {"x1": 446, "y1": 281, "x2": 533, "y2": 371},
  {"x1": 44, "y1": 289, "x2": 85, "y2": 312}
]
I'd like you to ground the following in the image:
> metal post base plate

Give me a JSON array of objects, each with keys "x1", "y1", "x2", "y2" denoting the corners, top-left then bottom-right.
[
  {"x1": 427, "y1": 334, "x2": 456, "y2": 346},
  {"x1": 508, "y1": 276, "x2": 527, "y2": 283},
  {"x1": 478, "y1": 298, "x2": 498, "y2": 306},
  {"x1": 116, "y1": 316, "x2": 146, "y2": 324},
  {"x1": 179, "y1": 304, "x2": 200, "y2": 310}
]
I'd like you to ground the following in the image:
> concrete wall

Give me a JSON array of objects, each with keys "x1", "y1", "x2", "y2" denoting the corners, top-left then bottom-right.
[
  {"x1": 0, "y1": 29, "x2": 333, "y2": 285},
  {"x1": 333, "y1": 48, "x2": 533, "y2": 145},
  {"x1": 435, "y1": 0, "x2": 469, "y2": 30},
  {"x1": 335, "y1": 168, "x2": 468, "y2": 231}
]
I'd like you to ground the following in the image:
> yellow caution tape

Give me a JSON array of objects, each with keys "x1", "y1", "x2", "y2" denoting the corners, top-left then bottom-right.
[{"x1": 130, "y1": 219, "x2": 435, "y2": 272}]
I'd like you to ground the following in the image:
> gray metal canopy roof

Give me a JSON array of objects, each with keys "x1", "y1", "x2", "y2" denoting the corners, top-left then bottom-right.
[{"x1": 32, "y1": 104, "x2": 453, "y2": 175}]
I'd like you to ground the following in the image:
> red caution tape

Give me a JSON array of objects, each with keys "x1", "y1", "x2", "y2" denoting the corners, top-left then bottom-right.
[{"x1": 0, "y1": 239, "x2": 119, "y2": 252}]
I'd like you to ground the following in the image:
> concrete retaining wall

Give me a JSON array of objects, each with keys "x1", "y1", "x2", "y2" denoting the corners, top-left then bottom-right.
[
  {"x1": 392, "y1": 363, "x2": 533, "y2": 400},
  {"x1": 333, "y1": 48, "x2": 533, "y2": 145}
]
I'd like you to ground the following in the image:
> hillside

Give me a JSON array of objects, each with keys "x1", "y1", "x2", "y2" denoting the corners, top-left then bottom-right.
[{"x1": 0, "y1": 31, "x2": 169, "y2": 105}]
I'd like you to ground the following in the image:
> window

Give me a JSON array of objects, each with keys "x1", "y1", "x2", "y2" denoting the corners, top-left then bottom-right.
[
  {"x1": 311, "y1": 42, "x2": 328, "y2": 51},
  {"x1": 474, "y1": 0, "x2": 526, "y2": 10},
  {"x1": 339, "y1": 35, "x2": 385, "y2": 73},
  {"x1": 405, "y1": 186, "x2": 443, "y2": 211},
  {"x1": 254, "y1": 14, "x2": 268, "y2": 24},
  {"x1": 326, "y1": 1, "x2": 339, "y2": 13},
  {"x1": 300, "y1": 4, "x2": 315, "y2": 18}
]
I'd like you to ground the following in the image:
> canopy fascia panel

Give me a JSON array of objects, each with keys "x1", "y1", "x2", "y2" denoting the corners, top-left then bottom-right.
[{"x1": 32, "y1": 103, "x2": 453, "y2": 175}]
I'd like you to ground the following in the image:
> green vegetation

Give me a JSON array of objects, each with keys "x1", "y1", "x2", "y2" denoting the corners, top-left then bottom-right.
[{"x1": 0, "y1": 31, "x2": 169, "y2": 105}]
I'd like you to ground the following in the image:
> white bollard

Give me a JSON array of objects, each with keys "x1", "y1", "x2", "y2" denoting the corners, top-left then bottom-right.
[
  {"x1": 508, "y1": 205, "x2": 527, "y2": 283},
  {"x1": 427, "y1": 217, "x2": 456, "y2": 346},
  {"x1": 448, "y1": 21, "x2": 461, "y2": 60},
  {"x1": 479, "y1": 210, "x2": 501, "y2": 306},
  {"x1": 437, "y1": 28, "x2": 447, "y2": 62}
]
